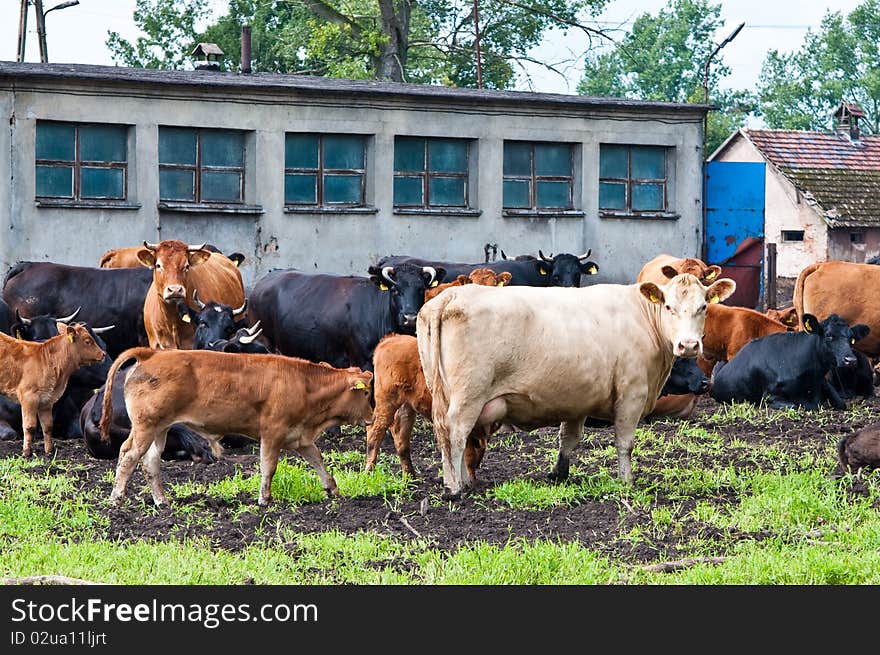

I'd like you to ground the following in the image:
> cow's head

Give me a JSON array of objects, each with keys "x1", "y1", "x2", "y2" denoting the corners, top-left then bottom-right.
[
  {"x1": 56, "y1": 322, "x2": 108, "y2": 366},
  {"x1": 661, "y1": 357, "x2": 710, "y2": 396},
  {"x1": 12, "y1": 306, "x2": 80, "y2": 341},
  {"x1": 803, "y1": 313, "x2": 870, "y2": 369},
  {"x1": 369, "y1": 263, "x2": 446, "y2": 332},
  {"x1": 536, "y1": 250, "x2": 599, "y2": 287},
  {"x1": 137, "y1": 240, "x2": 212, "y2": 303},
  {"x1": 661, "y1": 258, "x2": 722, "y2": 286},
  {"x1": 178, "y1": 289, "x2": 248, "y2": 349},
  {"x1": 468, "y1": 268, "x2": 512, "y2": 287},
  {"x1": 214, "y1": 324, "x2": 270, "y2": 354},
  {"x1": 640, "y1": 273, "x2": 736, "y2": 357}
]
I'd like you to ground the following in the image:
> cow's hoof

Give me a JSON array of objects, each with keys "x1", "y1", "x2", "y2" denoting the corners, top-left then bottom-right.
[
  {"x1": 108, "y1": 495, "x2": 122, "y2": 507},
  {"x1": 441, "y1": 488, "x2": 462, "y2": 501},
  {"x1": 325, "y1": 487, "x2": 340, "y2": 498},
  {"x1": 547, "y1": 469, "x2": 569, "y2": 482},
  {"x1": 22, "y1": 449, "x2": 32, "y2": 459}
]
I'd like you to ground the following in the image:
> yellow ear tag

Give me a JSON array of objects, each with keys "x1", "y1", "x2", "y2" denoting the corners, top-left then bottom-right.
[
  {"x1": 354, "y1": 380, "x2": 368, "y2": 390},
  {"x1": 588, "y1": 266, "x2": 598, "y2": 274},
  {"x1": 15, "y1": 330, "x2": 22, "y2": 340},
  {"x1": 67, "y1": 333, "x2": 74, "y2": 343},
  {"x1": 539, "y1": 268, "x2": 548, "y2": 275},
  {"x1": 851, "y1": 338, "x2": 856, "y2": 345},
  {"x1": 181, "y1": 314, "x2": 191, "y2": 323},
  {"x1": 496, "y1": 281, "x2": 505, "y2": 287},
  {"x1": 804, "y1": 321, "x2": 812, "y2": 333},
  {"x1": 649, "y1": 294, "x2": 660, "y2": 303},
  {"x1": 429, "y1": 280, "x2": 439, "y2": 288},
  {"x1": 379, "y1": 283, "x2": 389, "y2": 291},
  {"x1": 709, "y1": 295, "x2": 720, "y2": 304},
  {"x1": 705, "y1": 270, "x2": 717, "y2": 280}
]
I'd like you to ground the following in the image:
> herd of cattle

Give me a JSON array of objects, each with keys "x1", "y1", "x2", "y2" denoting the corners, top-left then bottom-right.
[{"x1": 1, "y1": 241, "x2": 879, "y2": 508}]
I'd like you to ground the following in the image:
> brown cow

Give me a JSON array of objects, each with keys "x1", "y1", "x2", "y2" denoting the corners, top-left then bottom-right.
[
  {"x1": 698, "y1": 303, "x2": 793, "y2": 375},
  {"x1": 637, "y1": 254, "x2": 722, "y2": 287},
  {"x1": 101, "y1": 244, "x2": 245, "y2": 269},
  {"x1": 0, "y1": 322, "x2": 106, "y2": 457},
  {"x1": 101, "y1": 349, "x2": 374, "y2": 508},
  {"x1": 137, "y1": 240, "x2": 246, "y2": 350},
  {"x1": 794, "y1": 261, "x2": 880, "y2": 356},
  {"x1": 424, "y1": 268, "x2": 512, "y2": 302},
  {"x1": 836, "y1": 423, "x2": 880, "y2": 476},
  {"x1": 766, "y1": 305, "x2": 799, "y2": 329}
]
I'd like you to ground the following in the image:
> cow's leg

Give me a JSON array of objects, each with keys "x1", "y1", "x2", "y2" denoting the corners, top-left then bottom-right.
[
  {"x1": 441, "y1": 400, "x2": 482, "y2": 499},
  {"x1": 465, "y1": 427, "x2": 489, "y2": 481},
  {"x1": 258, "y1": 437, "x2": 282, "y2": 507},
  {"x1": 291, "y1": 438, "x2": 339, "y2": 499},
  {"x1": 612, "y1": 405, "x2": 643, "y2": 485},
  {"x1": 549, "y1": 419, "x2": 584, "y2": 481},
  {"x1": 110, "y1": 428, "x2": 155, "y2": 505},
  {"x1": 390, "y1": 405, "x2": 417, "y2": 476},
  {"x1": 20, "y1": 399, "x2": 38, "y2": 458},
  {"x1": 139, "y1": 429, "x2": 169, "y2": 507},
  {"x1": 364, "y1": 400, "x2": 396, "y2": 472},
  {"x1": 37, "y1": 405, "x2": 54, "y2": 456}
]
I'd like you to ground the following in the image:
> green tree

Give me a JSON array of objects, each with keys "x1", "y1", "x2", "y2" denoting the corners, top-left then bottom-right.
[
  {"x1": 757, "y1": 0, "x2": 880, "y2": 133},
  {"x1": 577, "y1": 0, "x2": 752, "y2": 154},
  {"x1": 107, "y1": 0, "x2": 610, "y2": 88}
]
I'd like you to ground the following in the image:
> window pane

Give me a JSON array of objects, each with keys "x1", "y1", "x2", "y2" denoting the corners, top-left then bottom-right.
[
  {"x1": 202, "y1": 130, "x2": 244, "y2": 168},
  {"x1": 600, "y1": 145, "x2": 628, "y2": 179},
  {"x1": 81, "y1": 167, "x2": 124, "y2": 199},
  {"x1": 393, "y1": 175, "x2": 423, "y2": 205},
  {"x1": 159, "y1": 128, "x2": 197, "y2": 165},
  {"x1": 80, "y1": 125, "x2": 127, "y2": 162},
  {"x1": 535, "y1": 144, "x2": 571, "y2": 177},
  {"x1": 503, "y1": 180, "x2": 530, "y2": 208},
  {"x1": 324, "y1": 135, "x2": 365, "y2": 170},
  {"x1": 503, "y1": 142, "x2": 532, "y2": 176},
  {"x1": 428, "y1": 140, "x2": 467, "y2": 173},
  {"x1": 632, "y1": 147, "x2": 666, "y2": 179},
  {"x1": 394, "y1": 137, "x2": 425, "y2": 172},
  {"x1": 599, "y1": 181, "x2": 626, "y2": 209},
  {"x1": 159, "y1": 168, "x2": 195, "y2": 201},
  {"x1": 285, "y1": 174, "x2": 317, "y2": 204},
  {"x1": 35, "y1": 165, "x2": 73, "y2": 197},
  {"x1": 428, "y1": 176, "x2": 465, "y2": 206},
  {"x1": 632, "y1": 183, "x2": 664, "y2": 210},
  {"x1": 36, "y1": 123, "x2": 75, "y2": 161},
  {"x1": 201, "y1": 171, "x2": 242, "y2": 202},
  {"x1": 286, "y1": 134, "x2": 318, "y2": 169},
  {"x1": 536, "y1": 181, "x2": 571, "y2": 208},
  {"x1": 324, "y1": 174, "x2": 363, "y2": 204}
]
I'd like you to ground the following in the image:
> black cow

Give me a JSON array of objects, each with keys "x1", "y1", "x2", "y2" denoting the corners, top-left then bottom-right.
[
  {"x1": 204, "y1": 324, "x2": 270, "y2": 354},
  {"x1": 711, "y1": 313, "x2": 870, "y2": 410},
  {"x1": 662, "y1": 357, "x2": 710, "y2": 396},
  {"x1": 0, "y1": 297, "x2": 12, "y2": 335},
  {"x1": 247, "y1": 264, "x2": 445, "y2": 370},
  {"x1": 3, "y1": 262, "x2": 152, "y2": 358},
  {"x1": 378, "y1": 249, "x2": 598, "y2": 287},
  {"x1": 176, "y1": 290, "x2": 248, "y2": 350},
  {"x1": 829, "y1": 350, "x2": 874, "y2": 401}
]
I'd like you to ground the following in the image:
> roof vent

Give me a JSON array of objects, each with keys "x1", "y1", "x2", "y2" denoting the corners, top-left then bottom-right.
[
  {"x1": 832, "y1": 102, "x2": 865, "y2": 142},
  {"x1": 191, "y1": 43, "x2": 224, "y2": 71}
]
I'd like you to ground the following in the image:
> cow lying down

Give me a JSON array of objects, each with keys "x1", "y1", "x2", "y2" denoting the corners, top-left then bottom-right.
[
  {"x1": 102, "y1": 348, "x2": 374, "y2": 507},
  {"x1": 836, "y1": 423, "x2": 880, "y2": 476},
  {"x1": 710, "y1": 313, "x2": 869, "y2": 410}
]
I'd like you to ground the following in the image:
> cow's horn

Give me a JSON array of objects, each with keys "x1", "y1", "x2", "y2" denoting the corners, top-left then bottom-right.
[
  {"x1": 143, "y1": 240, "x2": 158, "y2": 250},
  {"x1": 500, "y1": 250, "x2": 509, "y2": 260},
  {"x1": 381, "y1": 266, "x2": 397, "y2": 286},
  {"x1": 232, "y1": 299, "x2": 248, "y2": 315},
  {"x1": 246, "y1": 320, "x2": 261, "y2": 335},
  {"x1": 56, "y1": 306, "x2": 81, "y2": 324},
  {"x1": 422, "y1": 266, "x2": 438, "y2": 285},
  {"x1": 578, "y1": 249, "x2": 592, "y2": 261},
  {"x1": 92, "y1": 325, "x2": 115, "y2": 334},
  {"x1": 239, "y1": 329, "x2": 262, "y2": 344},
  {"x1": 188, "y1": 242, "x2": 207, "y2": 252},
  {"x1": 15, "y1": 309, "x2": 31, "y2": 325},
  {"x1": 192, "y1": 289, "x2": 206, "y2": 310},
  {"x1": 538, "y1": 249, "x2": 553, "y2": 263}
]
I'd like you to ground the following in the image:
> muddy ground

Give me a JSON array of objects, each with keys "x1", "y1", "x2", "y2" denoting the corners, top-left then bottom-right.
[{"x1": 2, "y1": 394, "x2": 878, "y2": 565}]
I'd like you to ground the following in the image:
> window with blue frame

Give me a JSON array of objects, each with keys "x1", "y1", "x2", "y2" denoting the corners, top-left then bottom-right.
[
  {"x1": 599, "y1": 144, "x2": 668, "y2": 213},
  {"x1": 159, "y1": 127, "x2": 245, "y2": 203},
  {"x1": 503, "y1": 141, "x2": 573, "y2": 209},
  {"x1": 35, "y1": 121, "x2": 128, "y2": 200},
  {"x1": 393, "y1": 136, "x2": 469, "y2": 208},
  {"x1": 285, "y1": 133, "x2": 367, "y2": 206}
]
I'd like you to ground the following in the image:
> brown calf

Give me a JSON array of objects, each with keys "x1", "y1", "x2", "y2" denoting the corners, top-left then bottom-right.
[
  {"x1": 101, "y1": 348, "x2": 373, "y2": 507},
  {"x1": 0, "y1": 323, "x2": 106, "y2": 456},
  {"x1": 836, "y1": 423, "x2": 880, "y2": 475},
  {"x1": 699, "y1": 303, "x2": 793, "y2": 375},
  {"x1": 765, "y1": 305, "x2": 799, "y2": 329},
  {"x1": 424, "y1": 268, "x2": 512, "y2": 302}
]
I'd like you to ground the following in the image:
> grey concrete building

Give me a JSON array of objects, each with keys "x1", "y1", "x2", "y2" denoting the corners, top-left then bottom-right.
[{"x1": 0, "y1": 61, "x2": 709, "y2": 288}]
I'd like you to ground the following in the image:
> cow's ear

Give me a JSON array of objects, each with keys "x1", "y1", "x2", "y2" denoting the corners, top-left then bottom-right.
[
  {"x1": 704, "y1": 265, "x2": 721, "y2": 281},
  {"x1": 802, "y1": 314, "x2": 822, "y2": 335},
  {"x1": 639, "y1": 282, "x2": 665, "y2": 305},
  {"x1": 227, "y1": 252, "x2": 245, "y2": 267},
  {"x1": 188, "y1": 250, "x2": 211, "y2": 267},
  {"x1": 368, "y1": 266, "x2": 390, "y2": 291},
  {"x1": 851, "y1": 324, "x2": 870, "y2": 343},
  {"x1": 661, "y1": 265, "x2": 678, "y2": 279},
  {"x1": 535, "y1": 261, "x2": 549, "y2": 276},
  {"x1": 456, "y1": 275, "x2": 469, "y2": 285},
  {"x1": 178, "y1": 304, "x2": 196, "y2": 324},
  {"x1": 580, "y1": 261, "x2": 599, "y2": 275},
  {"x1": 56, "y1": 321, "x2": 75, "y2": 341},
  {"x1": 434, "y1": 267, "x2": 447, "y2": 284},
  {"x1": 497, "y1": 272, "x2": 512, "y2": 286},
  {"x1": 137, "y1": 248, "x2": 156, "y2": 269},
  {"x1": 705, "y1": 279, "x2": 736, "y2": 305}
]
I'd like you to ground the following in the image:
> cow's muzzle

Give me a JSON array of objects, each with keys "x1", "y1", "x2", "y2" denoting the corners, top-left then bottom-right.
[
  {"x1": 674, "y1": 339, "x2": 702, "y2": 358},
  {"x1": 401, "y1": 313, "x2": 418, "y2": 328},
  {"x1": 163, "y1": 285, "x2": 186, "y2": 301}
]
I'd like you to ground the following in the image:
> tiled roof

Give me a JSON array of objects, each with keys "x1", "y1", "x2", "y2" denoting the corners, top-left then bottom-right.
[{"x1": 743, "y1": 129, "x2": 880, "y2": 228}]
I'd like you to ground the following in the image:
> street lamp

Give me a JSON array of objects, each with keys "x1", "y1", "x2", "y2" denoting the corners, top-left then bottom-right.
[
  {"x1": 34, "y1": 0, "x2": 81, "y2": 63},
  {"x1": 702, "y1": 21, "x2": 744, "y2": 105}
]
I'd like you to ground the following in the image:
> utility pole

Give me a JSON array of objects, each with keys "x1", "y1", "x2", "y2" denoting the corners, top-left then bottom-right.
[
  {"x1": 17, "y1": 0, "x2": 29, "y2": 63},
  {"x1": 473, "y1": 0, "x2": 483, "y2": 89},
  {"x1": 34, "y1": 0, "x2": 48, "y2": 63}
]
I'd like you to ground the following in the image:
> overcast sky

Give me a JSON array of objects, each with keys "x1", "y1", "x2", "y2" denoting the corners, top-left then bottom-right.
[{"x1": 0, "y1": 0, "x2": 866, "y2": 97}]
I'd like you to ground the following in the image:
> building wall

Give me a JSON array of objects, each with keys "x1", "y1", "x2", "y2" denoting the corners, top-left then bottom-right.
[
  {"x1": 828, "y1": 228, "x2": 880, "y2": 263},
  {"x1": 0, "y1": 78, "x2": 705, "y2": 288}
]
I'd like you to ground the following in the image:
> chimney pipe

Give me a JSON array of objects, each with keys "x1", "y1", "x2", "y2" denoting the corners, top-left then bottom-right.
[{"x1": 241, "y1": 25, "x2": 252, "y2": 74}]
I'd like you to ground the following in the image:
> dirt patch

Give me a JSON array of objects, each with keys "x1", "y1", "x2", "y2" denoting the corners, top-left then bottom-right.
[{"x1": 3, "y1": 394, "x2": 879, "y2": 565}]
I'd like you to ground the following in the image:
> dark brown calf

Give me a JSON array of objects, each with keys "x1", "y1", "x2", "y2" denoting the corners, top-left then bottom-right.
[
  {"x1": 837, "y1": 423, "x2": 880, "y2": 475},
  {"x1": 698, "y1": 303, "x2": 793, "y2": 375},
  {"x1": 101, "y1": 348, "x2": 373, "y2": 507},
  {"x1": 0, "y1": 323, "x2": 106, "y2": 456}
]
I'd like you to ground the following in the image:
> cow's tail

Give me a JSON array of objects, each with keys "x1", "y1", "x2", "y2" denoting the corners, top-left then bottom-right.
[
  {"x1": 99, "y1": 347, "x2": 155, "y2": 442},
  {"x1": 421, "y1": 295, "x2": 455, "y2": 438},
  {"x1": 793, "y1": 262, "x2": 821, "y2": 325}
]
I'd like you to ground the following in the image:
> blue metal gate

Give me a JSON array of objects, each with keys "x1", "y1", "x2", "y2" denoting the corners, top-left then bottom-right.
[{"x1": 705, "y1": 161, "x2": 766, "y2": 307}]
